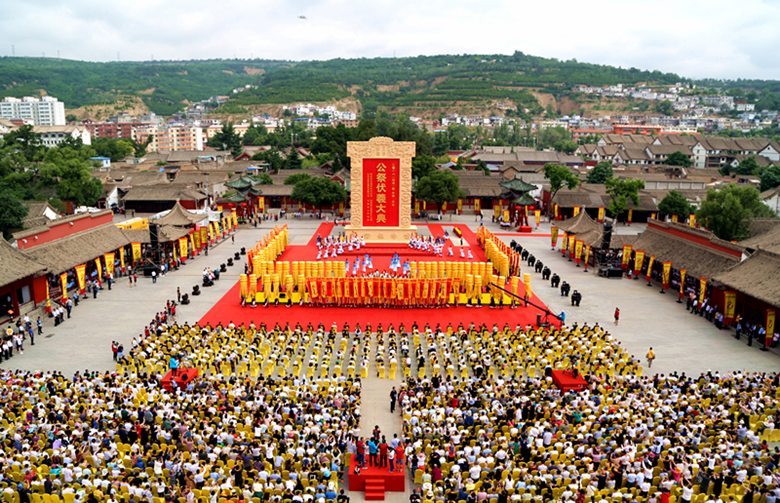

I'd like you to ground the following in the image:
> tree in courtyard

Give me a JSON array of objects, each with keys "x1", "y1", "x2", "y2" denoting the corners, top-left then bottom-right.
[
  {"x1": 586, "y1": 161, "x2": 614, "y2": 184},
  {"x1": 605, "y1": 178, "x2": 645, "y2": 220},
  {"x1": 290, "y1": 177, "x2": 348, "y2": 213},
  {"x1": 477, "y1": 159, "x2": 491, "y2": 176},
  {"x1": 207, "y1": 122, "x2": 243, "y2": 158},
  {"x1": 411, "y1": 155, "x2": 436, "y2": 180},
  {"x1": 657, "y1": 190, "x2": 693, "y2": 220},
  {"x1": 39, "y1": 146, "x2": 104, "y2": 207},
  {"x1": 543, "y1": 163, "x2": 579, "y2": 216},
  {"x1": 666, "y1": 151, "x2": 692, "y2": 168},
  {"x1": 0, "y1": 189, "x2": 29, "y2": 238},
  {"x1": 284, "y1": 173, "x2": 311, "y2": 185},
  {"x1": 285, "y1": 148, "x2": 303, "y2": 170},
  {"x1": 414, "y1": 170, "x2": 466, "y2": 214},
  {"x1": 696, "y1": 184, "x2": 776, "y2": 241},
  {"x1": 760, "y1": 165, "x2": 780, "y2": 192}
]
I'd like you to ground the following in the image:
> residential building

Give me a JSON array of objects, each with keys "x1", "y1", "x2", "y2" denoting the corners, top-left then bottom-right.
[
  {"x1": 0, "y1": 96, "x2": 66, "y2": 126},
  {"x1": 132, "y1": 125, "x2": 204, "y2": 152},
  {"x1": 32, "y1": 125, "x2": 92, "y2": 147}
]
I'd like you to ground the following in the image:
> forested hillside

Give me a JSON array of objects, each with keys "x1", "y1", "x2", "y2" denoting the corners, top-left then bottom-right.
[
  {"x1": 0, "y1": 52, "x2": 691, "y2": 116},
  {"x1": 0, "y1": 57, "x2": 291, "y2": 115}
]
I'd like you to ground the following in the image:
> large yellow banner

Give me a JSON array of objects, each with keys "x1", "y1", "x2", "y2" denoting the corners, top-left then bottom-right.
[
  {"x1": 554, "y1": 204, "x2": 559, "y2": 218},
  {"x1": 724, "y1": 291, "x2": 737, "y2": 322},
  {"x1": 457, "y1": 199, "x2": 462, "y2": 213},
  {"x1": 535, "y1": 210, "x2": 541, "y2": 227},
  {"x1": 767, "y1": 310, "x2": 776, "y2": 345},
  {"x1": 193, "y1": 229, "x2": 201, "y2": 250},
  {"x1": 646, "y1": 255, "x2": 655, "y2": 282},
  {"x1": 662, "y1": 261, "x2": 671, "y2": 289},
  {"x1": 699, "y1": 277, "x2": 707, "y2": 304},
  {"x1": 568, "y1": 234, "x2": 575, "y2": 258},
  {"x1": 474, "y1": 199, "x2": 481, "y2": 214},
  {"x1": 95, "y1": 257, "x2": 102, "y2": 283},
  {"x1": 494, "y1": 204, "x2": 501, "y2": 219},
  {"x1": 258, "y1": 197, "x2": 264, "y2": 212},
  {"x1": 584, "y1": 243, "x2": 591, "y2": 267},
  {"x1": 60, "y1": 272, "x2": 68, "y2": 301},
  {"x1": 503, "y1": 209, "x2": 509, "y2": 222},
  {"x1": 119, "y1": 247, "x2": 125, "y2": 272},
  {"x1": 622, "y1": 245, "x2": 632, "y2": 269},
  {"x1": 598, "y1": 207, "x2": 605, "y2": 222},
  {"x1": 179, "y1": 237, "x2": 188, "y2": 260},
  {"x1": 551, "y1": 227, "x2": 559, "y2": 248},
  {"x1": 232, "y1": 209, "x2": 238, "y2": 227},
  {"x1": 634, "y1": 250, "x2": 645, "y2": 276},
  {"x1": 573, "y1": 206, "x2": 580, "y2": 216},
  {"x1": 628, "y1": 208, "x2": 633, "y2": 224},
  {"x1": 75, "y1": 264, "x2": 87, "y2": 293},
  {"x1": 689, "y1": 214, "x2": 696, "y2": 227},
  {"x1": 679, "y1": 268, "x2": 687, "y2": 298},
  {"x1": 672, "y1": 214, "x2": 679, "y2": 223},
  {"x1": 104, "y1": 253, "x2": 115, "y2": 277},
  {"x1": 132, "y1": 242, "x2": 142, "y2": 263},
  {"x1": 574, "y1": 239, "x2": 583, "y2": 264}
]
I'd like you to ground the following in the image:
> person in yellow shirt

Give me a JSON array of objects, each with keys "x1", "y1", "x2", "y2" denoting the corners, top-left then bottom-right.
[{"x1": 646, "y1": 347, "x2": 655, "y2": 368}]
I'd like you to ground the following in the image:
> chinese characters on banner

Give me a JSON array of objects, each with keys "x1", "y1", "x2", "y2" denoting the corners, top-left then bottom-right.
[
  {"x1": 723, "y1": 291, "x2": 737, "y2": 323},
  {"x1": 597, "y1": 207, "x2": 605, "y2": 222},
  {"x1": 362, "y1": 159, "x2": 400, "y2": 226}
]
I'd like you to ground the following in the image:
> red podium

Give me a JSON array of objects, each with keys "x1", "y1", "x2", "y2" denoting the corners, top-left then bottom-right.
[
  {"x1": 348, "y1": 454, "x2": 405, "y2": 499},
  {"x1": 161, "y1": 368, "x2": 199, "y2": 392},
  {"x1": 551, "y1": 370, "x2": 587, "y2": 393}
]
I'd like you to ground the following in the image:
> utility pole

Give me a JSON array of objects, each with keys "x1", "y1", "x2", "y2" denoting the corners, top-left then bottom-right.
[{"x1": 11, "y1": 45, "x2": 15, "y2": 57}]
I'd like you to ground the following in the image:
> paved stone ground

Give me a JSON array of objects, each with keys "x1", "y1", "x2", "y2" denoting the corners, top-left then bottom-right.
[{"x1": 3, "y1": 213, "x2": 778, "y2": 503}]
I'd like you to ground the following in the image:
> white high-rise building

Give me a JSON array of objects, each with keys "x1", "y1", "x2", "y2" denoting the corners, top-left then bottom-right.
[{"x1": 0, "y1": 96, "x2": 66, "y2": 126}]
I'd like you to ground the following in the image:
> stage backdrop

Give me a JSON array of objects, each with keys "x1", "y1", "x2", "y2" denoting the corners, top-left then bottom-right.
[{"x1": 362, "y1": 159, "x2": 400, "y2": 227}]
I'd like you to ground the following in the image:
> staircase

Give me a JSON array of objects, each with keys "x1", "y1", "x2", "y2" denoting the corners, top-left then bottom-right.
[{"x1": 364, "y1": 479, "x2": 386, "y2": 500}]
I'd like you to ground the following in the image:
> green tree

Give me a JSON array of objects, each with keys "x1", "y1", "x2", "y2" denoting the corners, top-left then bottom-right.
[
  {"x1": 255, "y1": 173, "x2": 273, "y2": 185},
  {"x1": 760, "y1": 165, "x2": 780, "y2": 192},
  {"x1": 290, "y1": 177, "x2": 348, "y2": 213},
  {"x1": 412, "y1": 155, "x2": 436, "y2": 180},
  {"x1": 207, "y1": 122, "x2": 243, "y2": 157},
  {"x1": 65, "y1": 114, "x2": 77, "y2": 123},
  {"x1": 657, "y1": 190, "x2": 693, "y2": 219},
  {"x1": 132, "y1": 136, "x2": 153, "y2": 158},
  {"x1": 92, "y1": 138, "x2": 134, "y2": 162},
  {"x1": 0, "y1": 189, "x2": 29, "y2": 238},
  {"x1": 697, "y1": 184, "x2": 776, "y2": 241},
  {"x1": 554, "y1": 139, "x2": 578, "y2": 154},
  {"x1": 543, "y1": 163, "x2": 579, "y2": 216},
  {"x1": 605, "y1": 178, "x2": 645, "y2": 219},
  {"x1": 414, "y1": 170, "x2": 466, "y2": 214},
  {"x1": 39, "y1": 146, "x2": 104, "y2": 207},
  {"x1": 454, "y1": 157, "x2": 466, "y2": 170},
  {"x1": 666, "y1": 151, "x2": 692, "y2": 168},
  {"x1": 243, "y1": 123, "x2": 267, "y2": 145},
  {"x1": 655, "y1": 100, "x2": 674, "y2": 115},
  {"x1": 476, "y1": 159, "x2": 491, "y2": 176},
  {"x1": 586, "y1": 161, "x2": 613, "y2": 184},
  {"x1": 734, "y1": 156, "x2": 761, "y2": 176},
  {"x1": 284, "y1": 173, "x2": 312, "y2": 185},
  {"x1": 285, "y1": 148, "x2": 303, "y2": 170},
  {"x1": 252, "y1": 149, "x2": 286, "y2": 174}
]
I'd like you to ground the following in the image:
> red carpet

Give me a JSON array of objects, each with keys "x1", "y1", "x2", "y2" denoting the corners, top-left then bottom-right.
[
  {"x1": 551, "y1": 370, "x2": 588, "y2": 392},
  {"x1": 348, "y1": 454, "x2": 405, "y2": 492},
  {"x1": 199, "y1": 279, "x2": 558, "y2": 329},
  {"x1": 496, "y1": 233, "x2": 552, "y2": 237}
]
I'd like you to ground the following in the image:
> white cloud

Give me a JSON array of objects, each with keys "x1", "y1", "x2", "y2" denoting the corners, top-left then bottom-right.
[{"x1": 1, "y1": 0, "x2": 779, "y2": 79}]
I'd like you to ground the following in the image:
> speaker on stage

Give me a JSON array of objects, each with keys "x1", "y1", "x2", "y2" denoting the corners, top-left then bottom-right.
[
  {"x1": 149, "y1": 223, "x2": 160, "y2": 248},
  {"x1": 602, "y1": 223, "x2": 613, "y2": 250}
]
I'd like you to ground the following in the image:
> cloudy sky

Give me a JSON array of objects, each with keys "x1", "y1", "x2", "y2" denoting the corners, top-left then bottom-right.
[{"x1": 2, "y1": 0, "x2": 780, "y2": 80}]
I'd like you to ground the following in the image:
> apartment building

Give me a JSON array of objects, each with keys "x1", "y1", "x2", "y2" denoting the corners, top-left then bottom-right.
[
  {"x1": 132, "y1": 125, "x2": 204, "y2": 152},
  {"x1": 32, "y1": 126, "x2": 92, "y2": 147},
  {"x1": 1, "y1": 96, "x2": 66, "y2": 126}
]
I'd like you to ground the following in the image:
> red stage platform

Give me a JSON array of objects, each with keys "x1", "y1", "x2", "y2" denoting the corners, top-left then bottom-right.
[
  {"x1": 348, "y1": 454, "x2": 405, "y2": 495},
  {"x1": 161, "y1": 368, "x2": 199, "y2": 392},
  {"x1": 551, "y1": 370, "x2": 587, "y2": 392},
  {"x1": 198, "y1": 223, "x2": 560, "y2": 330}
]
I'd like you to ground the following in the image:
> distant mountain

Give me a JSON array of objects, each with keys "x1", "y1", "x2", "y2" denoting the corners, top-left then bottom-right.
[{"x1": 0, "y1": 52, "x2": 702, "y2": 116}]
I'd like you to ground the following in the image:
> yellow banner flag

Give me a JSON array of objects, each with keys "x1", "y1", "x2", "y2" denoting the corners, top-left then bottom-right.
[
  {"x1": 132, "y1": 242, "x2": 142, "y2": 263},
  {"x1": 475, "y1": 199, "x2": 481, "y2": 213},
  {"x1": 568, "y1": 234, "x2": 575, "y2": 258},
  {"x1": 179, "y1": 237, "x2": 188, "y2": 260},
  {"x1": 724, "y1": 291, "x2": 737, "y2": 322},
  {"x1": 75, "y1": 264, "x2": 87, "y2": 293},
  {"x1": 573, "y1": 206, "x2": 580, "y2": 216},
  {"x1": 119, "y1": 247, "x2": 125, "y2": 272},
  {"x1": 95, "y1": 257, "x2": 102, "y2": 283},
  {"x1": 646, "y1": 255, "x2": 655, "y2": 282},
  {"x1": 662, "y1": 261, "x2": 671, "y2": 289},
  {"x1": 672, "y1": 214, "x2": 679, "y2": 223},
  {"x1": 598, "y1": 207, "x2": 605, "y2": 222},
  {"x1": 767, "y1": 310, "x2": 776, "y2": 344},
  {"x1": 551, "y1": 226, "x2": 559, "y2": 249},
  {"x1": 523, "y1": 273, "x2": 531, "y2": 299},
  {"x1": 104, "y1": 253, "x2": 115, "y2": 277},
  {"x1": 634, "y1": 250, "x2": 645, "y2": 276},
  {"x1": 494, "y1": 204, "x2": 501, "y2": 219},
  {"x1": 699, "y1": 277, "x2": 707, "y2": 304},
  {"x1": 60, "y1": 272, "x2": 68, "y2": 301},
  {"x1": 503, "y1": 209, "x2": 509, "y2": 222},
  {"x1": 193, "y1": 229, "x2": 201, "y2": 250},
  {"x1": 574, "y1": 239, "x2": 583, "y2": 264},
  {"x1": 628, "y1": 208, "x2": 633, "y2": 224},
  {"x1": 679, "y1": 268, "x2": 687, "y2": 298},
  {"x1": 457, "y1": 198, "x2": 462, "y2": 213},
  {"x1": 689, "y1": 214, "x2": 696, "y2": 227},
  {"x1": 535, "y1": 209, "x2": 541, "y2": 227},
  {"x1": 554, "y1": 204, "x2": 559, "y2": 218},
  {"x1": 258, "y1": 197, "x2": 264, "y2": 212},
  {"x1": 622, "y1": 245, "x2": 632, "y2": 269},
  {"x1": 584, "y1": 243, "x2": 591, "y2": 267},
  {"x1": 232, "y1": 209, "x2": 238, "y2": 227}
]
